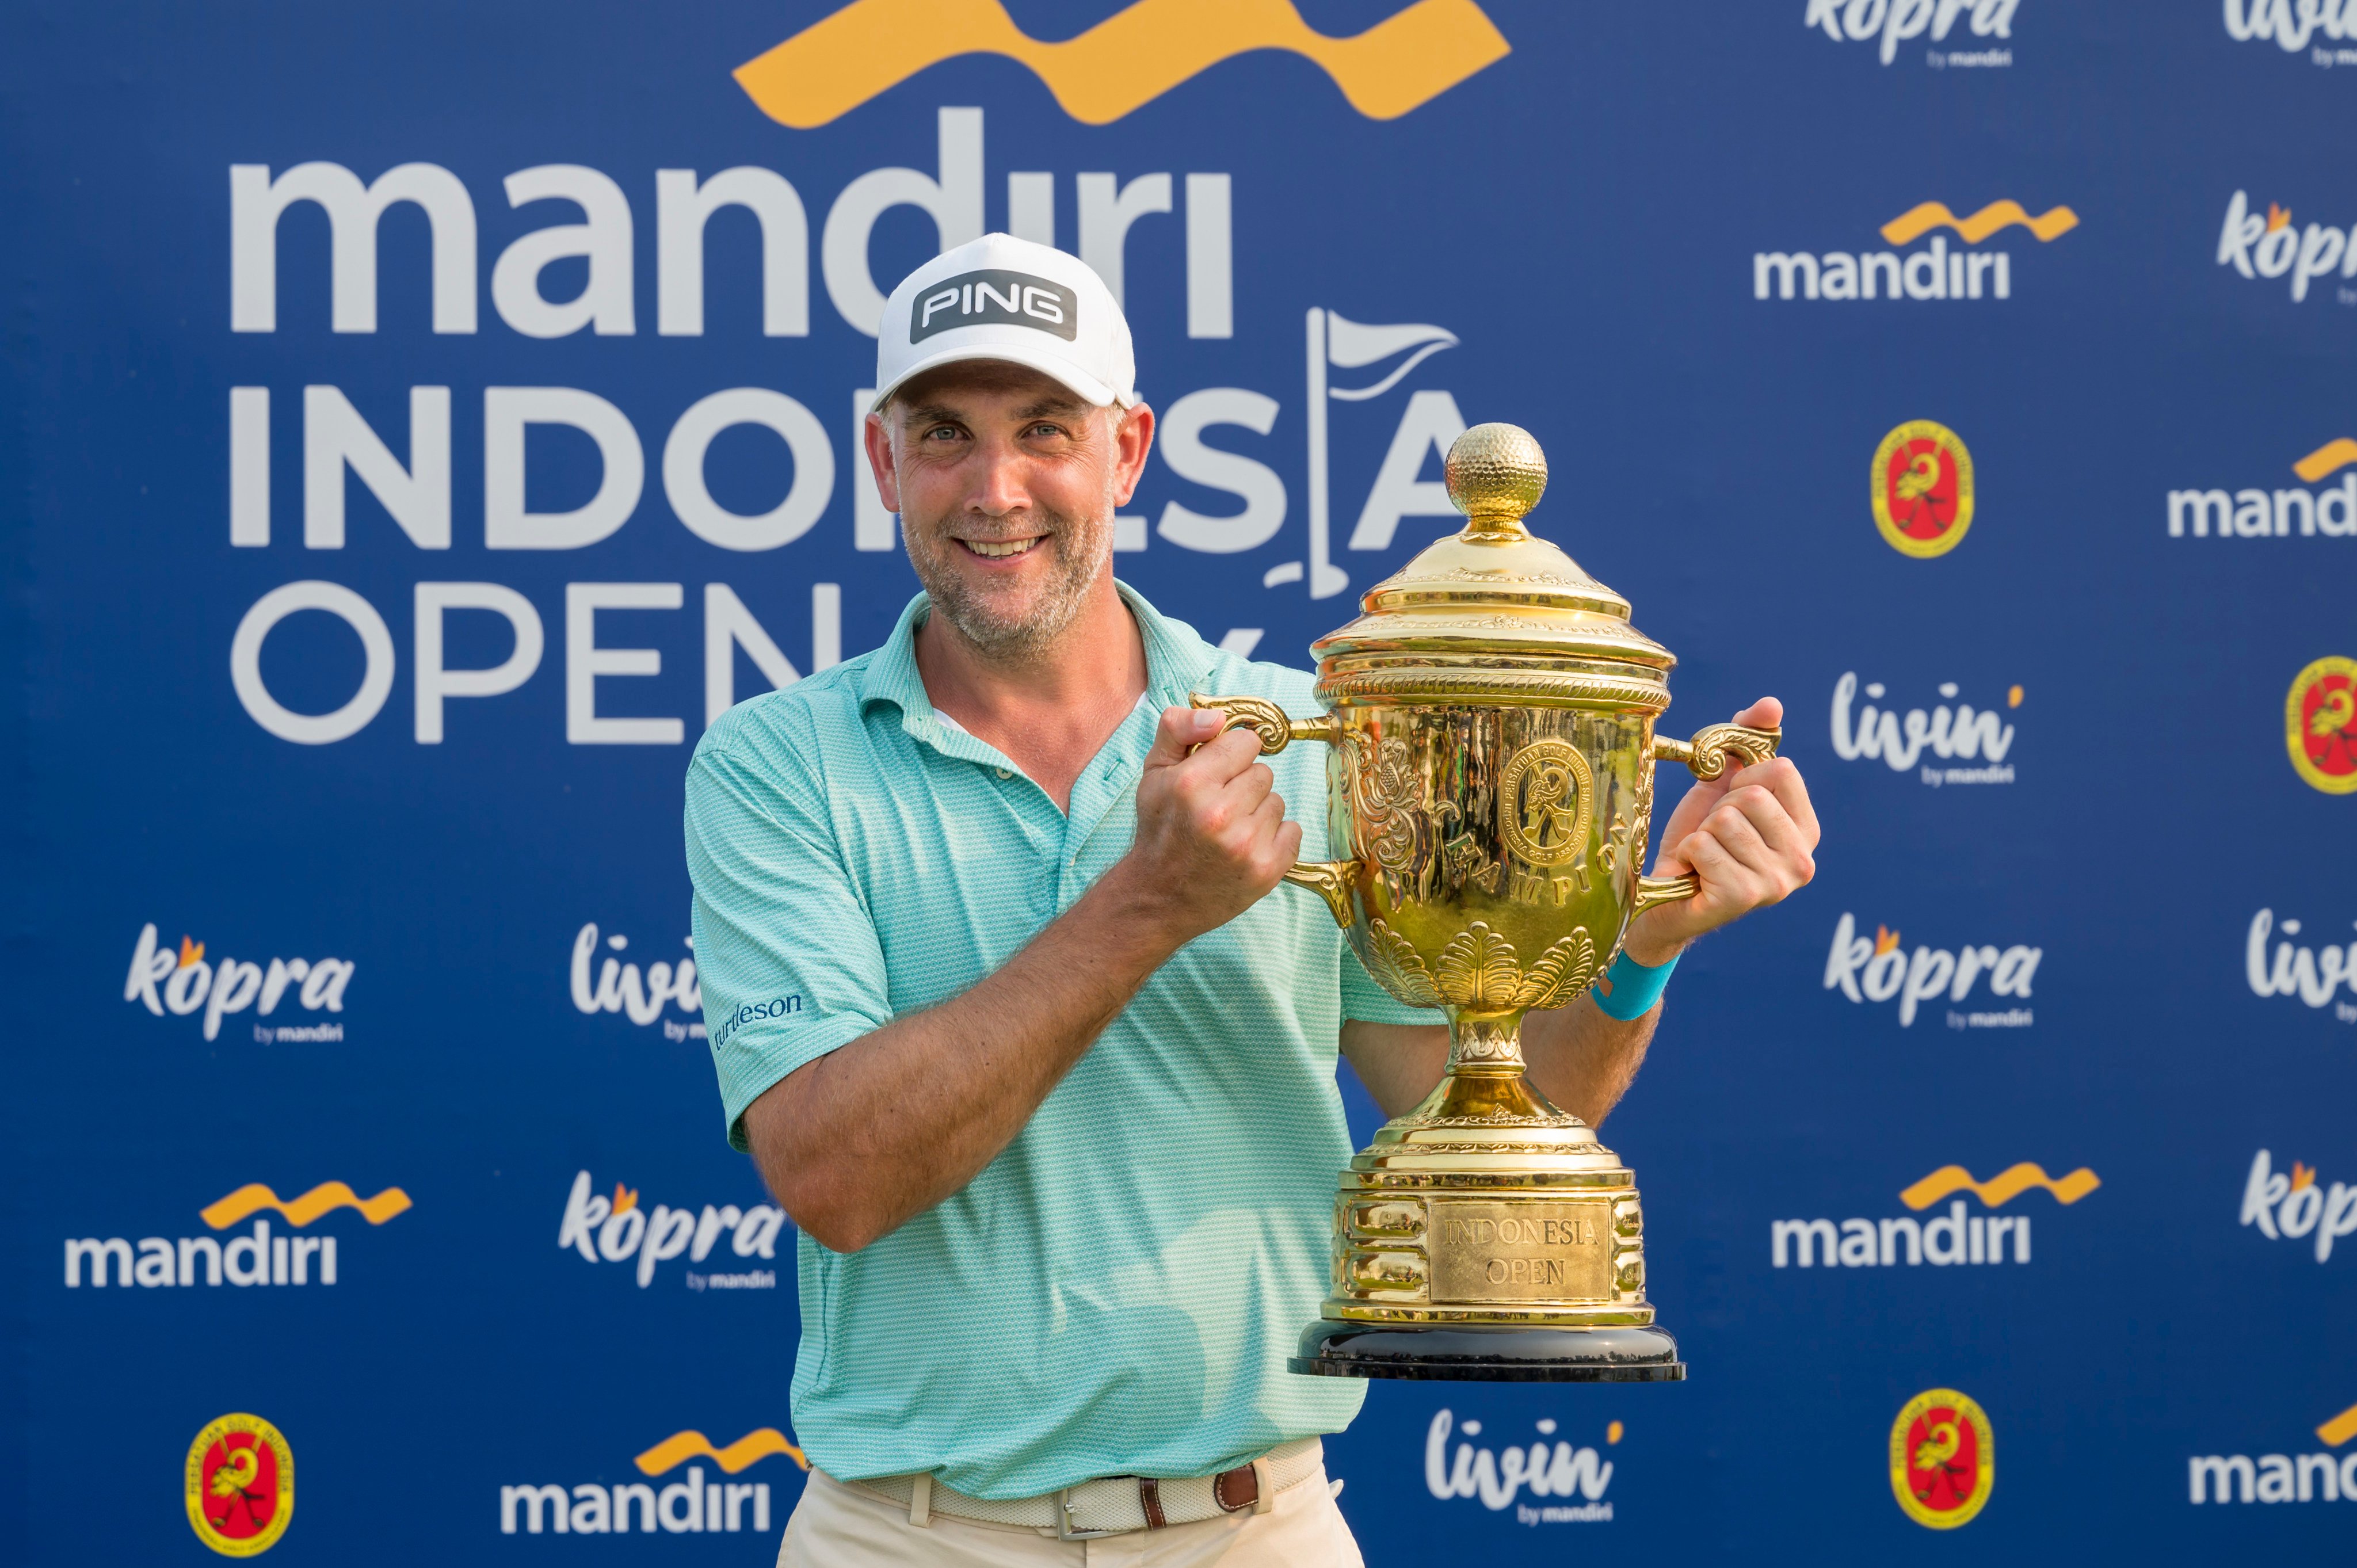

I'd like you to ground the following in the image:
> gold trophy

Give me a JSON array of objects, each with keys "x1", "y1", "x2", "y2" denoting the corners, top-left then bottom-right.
[{"x1": 1195, "y1": 424, "x2": 1776, "y2": 1381}]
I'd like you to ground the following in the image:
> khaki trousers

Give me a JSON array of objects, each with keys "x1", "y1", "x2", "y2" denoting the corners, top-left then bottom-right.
[{"x1": 778, "y1": 1465, "x2": 1366, "y2": 1567}]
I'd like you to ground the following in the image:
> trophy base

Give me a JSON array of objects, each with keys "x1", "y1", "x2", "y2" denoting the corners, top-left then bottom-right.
[{"x1": 1288, "y1": 1321, "x2": 1685, "y2": 1382}]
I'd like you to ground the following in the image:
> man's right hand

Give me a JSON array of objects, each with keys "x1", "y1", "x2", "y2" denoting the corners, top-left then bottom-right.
[{"x1": 1112, "y1": 707, "x2": 1303, "y2": 946}]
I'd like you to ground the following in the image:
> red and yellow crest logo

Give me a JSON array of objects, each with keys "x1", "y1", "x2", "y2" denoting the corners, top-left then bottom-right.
[
  {"x1": 1870, "y1": 421, "x2": 1975, "y2": 558},
  {"x1": 185, "y1": 1414, "x2": 293, "y2": 1556},
  {"x1": 1889, "y1": 1387, "x2": 1992, "y2": 1529},
  {"x1": 2286, "y1": 655, "x2": 2357, "y2": 795}
]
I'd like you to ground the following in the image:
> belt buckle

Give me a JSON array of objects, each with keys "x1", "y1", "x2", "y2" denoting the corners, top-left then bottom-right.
[{"x1": 1054, "y1": 1486, "x2": 1121, "y2": 1540}]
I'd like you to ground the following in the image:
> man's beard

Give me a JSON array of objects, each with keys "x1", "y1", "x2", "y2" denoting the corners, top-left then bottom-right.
[{"x1": 906, "y1": 507, "x2": 1112, "y2": 662}]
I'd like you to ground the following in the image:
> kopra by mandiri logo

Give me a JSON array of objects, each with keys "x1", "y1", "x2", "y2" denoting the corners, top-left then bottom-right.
[
  {"x1": 1870, "y1": 421, "x2": 1973, "y2": 557},
  {"x1": 1805, "y1": 0, "x2": 2022, "y2": 66},
  {"x1": 124, "y1": 923, "x2": 354, "y2": 1043},
  {"x1": 1890, "y1": 1388, "x2": 1993, "y2": 1528},
  {"x1": 186, "y1": 1413, "x2": 293, "y2": 1556}
]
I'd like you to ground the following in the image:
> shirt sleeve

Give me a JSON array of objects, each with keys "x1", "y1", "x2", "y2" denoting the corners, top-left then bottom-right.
[
  {"x1": 685, "y1": 733, "x2": 893, "y2": 1151},
  {"x1": 1338, "y1": 937, "x2": 1446, "y2": 1028}
]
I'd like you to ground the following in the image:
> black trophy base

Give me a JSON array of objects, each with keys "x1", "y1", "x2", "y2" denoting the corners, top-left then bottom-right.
[{"x1": 1288, "y1": 1321, "x2": 1687, "y2": 1382}]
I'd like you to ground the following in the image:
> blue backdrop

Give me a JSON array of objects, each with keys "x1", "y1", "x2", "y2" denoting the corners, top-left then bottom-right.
[{"x1": 6, "y1": 1, "x2": 2355, "y2": 1560}]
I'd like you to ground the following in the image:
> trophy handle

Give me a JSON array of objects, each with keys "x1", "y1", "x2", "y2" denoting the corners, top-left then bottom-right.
[
  {"x1": 1651, "y1": 723, "x2": 1781, "y2": 780},
  {"x1": 1189, "y1": 694, "x2": 1359, "y2": 928},
  {"x1": 1634, "y1": 723, "x2": 1783, "y2": 913}
]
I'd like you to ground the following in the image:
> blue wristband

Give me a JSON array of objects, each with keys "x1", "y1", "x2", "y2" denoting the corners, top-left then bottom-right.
[{"x1": 1592, "y1": 949, "x2": 1677, "y2": 1020}]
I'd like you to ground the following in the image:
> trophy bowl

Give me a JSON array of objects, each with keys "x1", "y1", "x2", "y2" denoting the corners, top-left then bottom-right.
[{"x1": 1194, "y1": 423, "x2": 1776, "y2": 1381}]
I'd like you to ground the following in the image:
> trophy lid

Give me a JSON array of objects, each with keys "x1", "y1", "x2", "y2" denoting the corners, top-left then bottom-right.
[{"x1": 1309, "y1": 424, "x2": 1676, "y2": 712}]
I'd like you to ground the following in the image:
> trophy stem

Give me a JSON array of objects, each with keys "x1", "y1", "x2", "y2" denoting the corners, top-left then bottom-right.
[
  {"x1": 1383, "y1": 1007, "x2": 1578, "y2": 1129},
  {"x1": 1446, "y1": 1008, "x2": 1527, "y2": 1076}
]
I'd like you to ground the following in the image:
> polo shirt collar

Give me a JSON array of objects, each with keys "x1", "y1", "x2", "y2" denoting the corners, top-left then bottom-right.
[{"x1": 859, "y1": 579, "x2": 1221, "y2": 745}]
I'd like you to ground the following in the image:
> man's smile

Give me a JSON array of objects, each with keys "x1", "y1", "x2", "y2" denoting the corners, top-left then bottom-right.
[{"x1": 959, "y1": 536, "x2": 1043, "y2": 559}]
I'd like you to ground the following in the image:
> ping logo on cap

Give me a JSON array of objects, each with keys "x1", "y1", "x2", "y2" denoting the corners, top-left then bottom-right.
[{"x1": 911, "y1": 269, "x2": 1078, "y2": 344}]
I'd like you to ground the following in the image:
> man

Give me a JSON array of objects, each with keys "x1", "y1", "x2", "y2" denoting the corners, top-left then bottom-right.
[{"x1": 685, "y1": 234, "x2": 1818, "y2": 1565}]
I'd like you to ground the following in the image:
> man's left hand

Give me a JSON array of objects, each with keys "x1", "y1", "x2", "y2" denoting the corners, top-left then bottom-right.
[{"x1": 1622, "y1": 697, "x2": 1820, "y2": 967}]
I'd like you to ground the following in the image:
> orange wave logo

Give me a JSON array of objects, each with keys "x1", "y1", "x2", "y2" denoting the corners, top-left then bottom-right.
[
  {"x1": 200, "y1": 1181, "x2": 413, "y2": 1230},
  {"x1": 2319, "y1": 1402, "x2": 2357, "y2": 1448},
  {"x1": 733, "y1": 0, "x2": 1510, "y2": 128},
  {"x1": 2292, "y1": 438, "x2": 2357, "y2": 482},
  {"x1": 1899, "y1": 1163, "x2": 2101, "y2": 1211},
  {"x1": 1879, "y1": 200, "x2": 2080, "y2": 247},
  {"x1": 634, "y1": 1429, "x2": 809, "y2": 1476}
]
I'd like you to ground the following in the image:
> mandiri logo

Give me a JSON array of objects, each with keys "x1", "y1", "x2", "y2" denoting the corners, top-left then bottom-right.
[
  {"x1": 124, "y1": 923, "x2": 354, "y2": 1043},
  {"x1": 1806, "y1": 0, "x2": 2020, "y2": 67},
  {"x1": 65, "y1": 1180, "x2": 410, "y2": 1290},
  {"x1": 2188, "y1": 1400, "x2": 2357, "y2": 1506},
  {"x1": 2240, "y1": 1150, "x2": 2357, "y2": 1262},
  {"x1": 499, "y1": 1427, "x2": 806, "y2": 1537},
  {"x1": 1830, "y1": 673, "x2": 2019, "y2": 784},
  {"x1": 1823, "y1": 913, "x2": 2042, "y2": 1028},
  {"x1": 556, "y1": 1171, "x2": 785, "y2": 1290},
  {"x1": 1773, "y1": 1162, "x2": 2097, "y2": 1270},
  {"x1": 731, "y1": 0, "x2": 1511, "y2": 129},
  {"x1": 2167, "y1": 437, "x2": 2357, "y2": 541},
  {"x1": 1754, "y1": 200, "x2": 2076, "y2": 303}
]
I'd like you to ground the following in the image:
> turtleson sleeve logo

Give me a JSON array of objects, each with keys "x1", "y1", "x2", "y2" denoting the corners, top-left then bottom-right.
[{"x1": 731, "y1": 0, "x2": 1511, "y2": 128}]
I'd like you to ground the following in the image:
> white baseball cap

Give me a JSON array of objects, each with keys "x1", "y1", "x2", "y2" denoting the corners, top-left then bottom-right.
[{"x1": 871, "y1": 233, "x2": 1138, "y2": 414}]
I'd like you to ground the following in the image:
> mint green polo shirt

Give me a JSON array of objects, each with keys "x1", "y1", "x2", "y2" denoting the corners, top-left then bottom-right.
[{"x1": 683, "y1": 583, "x2": 1439, "y2": 1500}]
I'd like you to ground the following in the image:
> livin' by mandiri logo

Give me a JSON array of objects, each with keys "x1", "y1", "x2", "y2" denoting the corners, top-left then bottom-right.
[
  {"x1": 2223, "y1": 0, "x2": 2357, "y2": 64},
  {"x1": 1806, "y1": 0, "x2": 2020, "y2": 67},
  {"x1": 499, "y1": 1428, "x2": 807, "y2": 1537},
  {"x1": 1773, "y1": 1162, "x2": 2098, "y2": 1271},
  {"x1": 124, "y1": 923, "x2": 354, "y2": 1043},
  {"x1": 2216, "y1": 192, "x2": 2357, "y2": 304},
  {"x1": 729, "y1": 0, "x2": 1511, "y2": 129},
  {"x1": 571, "y1": 923, "x2": 702, "y2": 1041},
  {"x1": 2167, "y1": 438, "x2": 2357, "y2": 542},
  {"x1": 2188, "y1": 1401, "x2": 2357, "y2": 1506},
  {"x1": 64, "y1": 1181, "x2": 410, "y2": 1290},
  {"x1": 2244, "y1": 910, "x2": 2357, "y2": 1020},
  {"x1": 2240, "y1": 1150, "x2": 2357, "y2": 1263},
  {"x1": 558, "y1": 1171, "x2": 785, "y2": 1290},
  {"x1": 1425, "y1": 1410, "x2": 1619, "y2": 1524},
  {"x1": 1831, "y1": 673, "x2": 2019, "y2": 785},
  {"x1": 1823, "y1": 913, "x2": 2042, "y2": 1028},
  {"x1": 1754, "y1": 200, "x2": 2076, "y2": 303}
]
